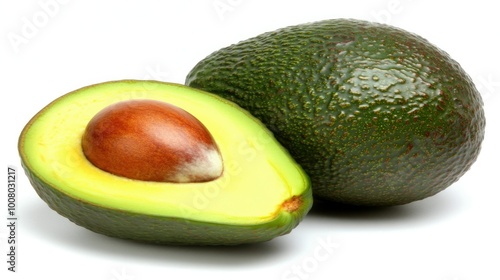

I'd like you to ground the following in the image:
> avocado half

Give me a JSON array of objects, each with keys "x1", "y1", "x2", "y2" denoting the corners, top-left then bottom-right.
[{"x1": 19, "y1": 80, "x2": 312, "y2": 245}]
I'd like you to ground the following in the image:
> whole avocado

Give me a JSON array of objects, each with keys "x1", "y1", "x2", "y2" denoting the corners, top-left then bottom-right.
[{"x1": 186, "y1": 19, "x2": 485, "y2": 206}]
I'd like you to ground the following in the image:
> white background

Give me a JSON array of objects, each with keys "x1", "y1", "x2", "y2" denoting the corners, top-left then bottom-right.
[{"x1": 1, "y1": 0, "x2": 499, "y2": 279}]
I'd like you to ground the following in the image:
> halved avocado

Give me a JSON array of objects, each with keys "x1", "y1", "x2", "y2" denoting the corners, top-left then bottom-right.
[{"x1": 19, "y1": 80, "x2": 312, "y2": 245}]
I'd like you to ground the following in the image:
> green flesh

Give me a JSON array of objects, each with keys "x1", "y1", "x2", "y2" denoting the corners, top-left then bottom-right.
[
  {"x1": 19, "y1": 80, "x2": 312, "y2": 245},
  {"x1": 186, "y1": 19, "x2": 485, "y2": 206}
]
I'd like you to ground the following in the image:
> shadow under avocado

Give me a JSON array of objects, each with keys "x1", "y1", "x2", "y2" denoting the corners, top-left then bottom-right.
[
  {"x1": 308, "y1": 199, "x2": 412, "y2": 220},
  {"x1": 307, "y1": 190, "x2": 463, "y2": 222}
]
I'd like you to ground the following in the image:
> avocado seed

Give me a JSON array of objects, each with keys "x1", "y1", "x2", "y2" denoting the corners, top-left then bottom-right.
[{"x1": 81, "y1": 99, "x2": 223, "y2": 183}]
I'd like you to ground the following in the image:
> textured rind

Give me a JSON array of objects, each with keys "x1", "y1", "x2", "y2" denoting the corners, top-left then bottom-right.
[
  {"x1": 22, "y1": 161, "x2": 312, "y2": 245},
  {"x1": 186, "y1": 18, "x2": 486, "y2": 206}
]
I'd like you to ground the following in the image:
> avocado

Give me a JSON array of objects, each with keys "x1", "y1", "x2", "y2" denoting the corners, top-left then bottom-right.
[
  {"x1": 18, "y1": 80, "x2": 312, "y2": 245},
  {"x1": 186, "y1": 19, "x2": 485, "y2": 206}
]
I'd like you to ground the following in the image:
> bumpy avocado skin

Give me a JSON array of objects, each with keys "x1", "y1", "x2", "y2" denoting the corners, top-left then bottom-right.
[
  {"x1": 23, "y1": 164, "x2": 312, "y2": 245},
  {"x1": 186, "y1": 19, "x2": 485, "y2": 206}
]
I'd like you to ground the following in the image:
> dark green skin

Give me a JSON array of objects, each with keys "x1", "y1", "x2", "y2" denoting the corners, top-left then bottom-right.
[{"x1": 186, "y1": 19, "x2": 485, "y2": 206}]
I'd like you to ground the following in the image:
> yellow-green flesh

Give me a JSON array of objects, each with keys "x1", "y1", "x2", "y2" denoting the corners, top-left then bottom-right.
[{"x1": 20, "y1": 80, "x2": 310, "y2": 242}]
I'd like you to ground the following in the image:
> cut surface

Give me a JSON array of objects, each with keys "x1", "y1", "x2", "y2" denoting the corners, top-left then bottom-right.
[{"x1": 20, "y1": 80, "x2": 311, "y2": 229}]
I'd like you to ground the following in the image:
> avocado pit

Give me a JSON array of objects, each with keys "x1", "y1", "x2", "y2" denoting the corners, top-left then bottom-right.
[{"x1": 81, "y1": 99, "x2": 223, "y2": 183}]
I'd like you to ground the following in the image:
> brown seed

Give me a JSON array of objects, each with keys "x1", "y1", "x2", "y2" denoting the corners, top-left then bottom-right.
[{"x1": 81, "y1": 99, "x2": 223, "y2": 183}]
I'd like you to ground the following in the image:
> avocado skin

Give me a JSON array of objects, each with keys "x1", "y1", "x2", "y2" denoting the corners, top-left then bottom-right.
[
  {"x1": 23, "y1": 164, "x2": 312, "y2": 245},
  {"x1": 186, "y1": 19, "x2": 486, "y2": 206}
]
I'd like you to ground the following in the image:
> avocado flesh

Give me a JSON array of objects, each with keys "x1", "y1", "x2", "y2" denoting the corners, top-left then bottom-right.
[
  {"x1": 186, "y1": 19, "x2": 485, "y2": 206},
  {"x1": 19, "y1": 80, "x2": 312, "y2": 245}
]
